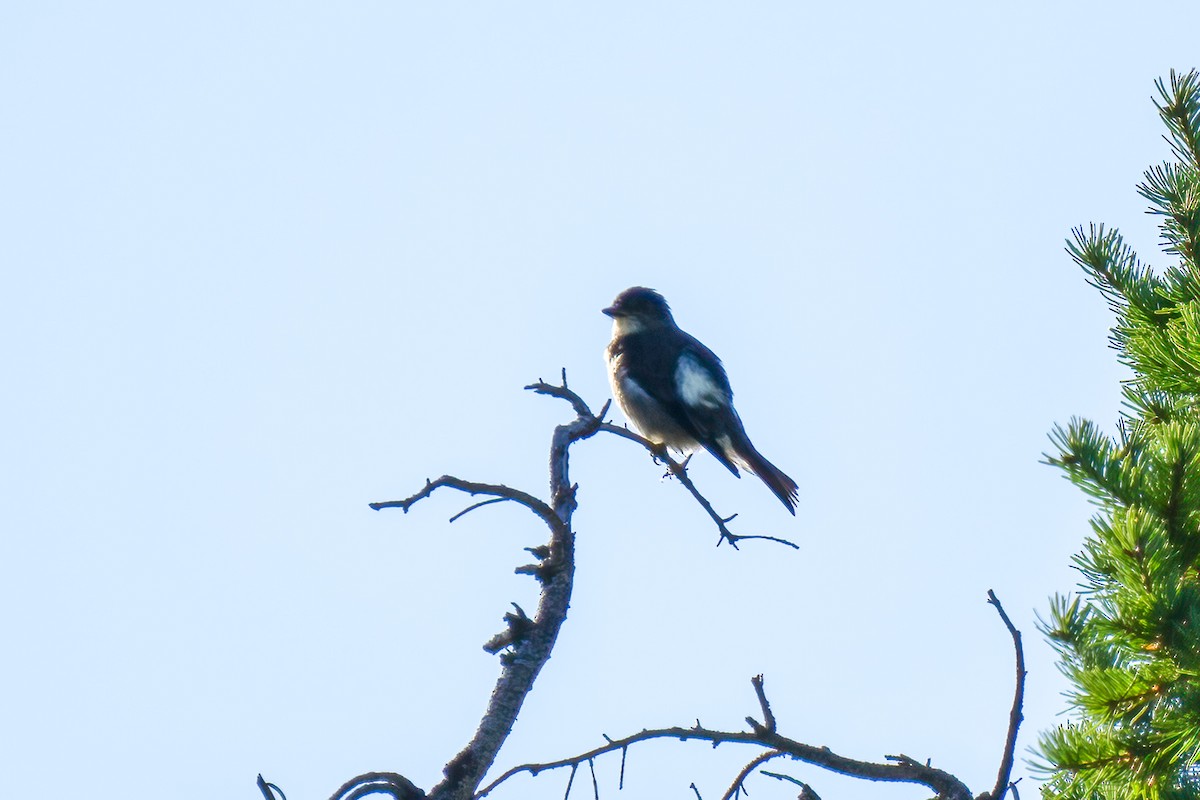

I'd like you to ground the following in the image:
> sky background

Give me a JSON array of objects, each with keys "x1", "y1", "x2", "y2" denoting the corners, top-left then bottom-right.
[{"x1": 3, "y1": 3, "x2": 1199, "y2": 799}]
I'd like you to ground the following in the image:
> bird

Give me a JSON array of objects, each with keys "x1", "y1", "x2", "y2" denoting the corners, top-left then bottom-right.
[{"x1": 603, "y1": 286, "x2": 798, "y2": 514}]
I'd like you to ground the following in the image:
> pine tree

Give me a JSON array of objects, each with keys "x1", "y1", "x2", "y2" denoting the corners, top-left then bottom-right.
[{"x1": 1038, "y1": 70, "x2": 1200, "y2": 800}]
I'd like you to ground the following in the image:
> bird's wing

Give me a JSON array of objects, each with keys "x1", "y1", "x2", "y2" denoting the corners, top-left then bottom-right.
[
  {"x1": 674, "y1": 349, "x2": 729, "y2": 412},
  {"x1": 674, "y1": 342, "x2": 745, "y2": 476}
]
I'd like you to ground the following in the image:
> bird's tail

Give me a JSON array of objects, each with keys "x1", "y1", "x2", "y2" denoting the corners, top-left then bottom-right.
[{"x1": 735, "y1": 441, "x2": 799, "y2": 515}]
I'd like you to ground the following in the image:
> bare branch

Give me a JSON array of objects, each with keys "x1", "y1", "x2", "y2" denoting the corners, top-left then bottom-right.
[
  {"x1": 597, "y1": 422, "x2": 800, "y2": 550},
  {"x1": 761, "y1": 771, "x2": 821, "y2": 800},
  {"x1": 328, "y1": 772, "x2": 424, "y2": 800},
  {"x1": 985, "y1": 590, "x2": 1026, "y2": 800},
  {"x1": 257, "y1": 774, "x2": 286, "y2": 800},
  {"x1": 370, "y1": 476, "x2": 564, "y2": 540},
  {"x1": 476, "y1": 718, "x2": 971, "y2": 800},
  {"x1": 526, "y1": 378, "x2": 797, "y2": 549},
  {"x1": 721, "y1": 751, "x2": 787, "y2": 800},
  {"x1": 750, "y1": 674, "x2": 777, "y2": 733},
  {"x1": 422, "y1": 374, "x2": 620, "y2": 800},
  {"x1": 563, "y1": 764, "x2": 578, "y2": 800},
  {"x1": 525, "y1": 377, "x2": 608, "y2": 421},
  {"x1": 339, "y1": 375, "x2": 820, "y2": 800},
  {"x1": 448, "y1": 498, "x2": 511, "y2": 523}
]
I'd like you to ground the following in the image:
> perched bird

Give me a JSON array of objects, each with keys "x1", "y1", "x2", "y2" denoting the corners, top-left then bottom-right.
[{"x1": 603, "y1": 286, "x2": 798, "y2": 514}]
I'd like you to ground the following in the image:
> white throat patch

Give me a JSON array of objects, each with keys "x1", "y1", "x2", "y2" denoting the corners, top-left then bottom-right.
[{"x1": 611, "y1": 316, "x2": 646, "y2": 336}]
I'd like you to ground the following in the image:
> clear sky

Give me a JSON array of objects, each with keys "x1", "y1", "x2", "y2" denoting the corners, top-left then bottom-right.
[{"x1": 3, "y1": 3, "x2": 1198, "y2": 799}]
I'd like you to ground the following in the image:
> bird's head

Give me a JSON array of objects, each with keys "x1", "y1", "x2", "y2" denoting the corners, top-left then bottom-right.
[{"x1": 602, "y1": 287, "x2": 674, "y2": 333}]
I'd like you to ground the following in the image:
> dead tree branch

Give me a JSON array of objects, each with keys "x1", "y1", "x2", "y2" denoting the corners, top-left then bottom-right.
[
  {"x1": 722, "y1": 751, "x2": 787, "y2": 800},
  {"x1": 261, "y1": 374, "x2": 1004, "y2": 800},
  {"x1": 353, "y1": 372, "x2": 796, "y2": 800},
  {"x1": 984, "y1": 589, "x2": 1026, "y2": 800},
  {"x1": 328, "y1": 772, "x2": 424, "y2": 800},
  {"x1": 477, "y1": 708, "x2": 973, "y2": 800},
  {"x1": 596, "y1": 421, "x2": 799, "y2": 549},
  {"x1": 477, "y1": 591, "x2": 1028, "y2": 800}
]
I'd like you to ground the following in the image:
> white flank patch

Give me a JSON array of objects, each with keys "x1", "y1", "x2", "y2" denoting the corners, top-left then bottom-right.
[{"x1": 676, "y1": 354, "x2": 724, "y2": 408}]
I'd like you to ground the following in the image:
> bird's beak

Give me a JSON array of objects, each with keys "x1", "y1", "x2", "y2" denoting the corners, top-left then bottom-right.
[{"x1": 601, "y1": 305, "x2": 618, "y2": 318}]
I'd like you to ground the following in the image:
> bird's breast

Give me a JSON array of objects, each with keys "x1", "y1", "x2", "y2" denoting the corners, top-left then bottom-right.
[{"x1": 607, "y1": 343, "x2": 698, "y2": 450}]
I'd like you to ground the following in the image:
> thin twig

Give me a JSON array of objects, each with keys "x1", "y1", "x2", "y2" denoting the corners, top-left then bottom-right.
[
  {"x1": 722, "y1": 751, "x2": 787, "y2": 800},
  {"x1": 563, "y1": 763, "x2": 578, "y2": 800},
  {"x1": 257, "y1": 775, "x2": 285, "y2": 800},
  {"x1": 525, "y1": 378, "x2": 605, "y2": 422},
  {"x1": 370, "y1": 476, "x2": 564, "y2": 538},
  {"x1": 529, "y1": 378, "x2": 798, "y2": 549},
  {"x1": 761, "y1": 771, "x2": 822, "y2": 800},
  {"x1": 986, "y1": 590, "x2": 1026, "y2": 800},
  {"x1": 449, "y1": 497, "x2": 511, "y2": 523},
  {"x1": 750, "y1": 675, "x2": 776, "y2": 732},
  {"x1": 327, "y1": 773, "x2": 423, "y2": 800},
  {"x1": 598, "y1": 423, "x2": 799, "y2": 550}
]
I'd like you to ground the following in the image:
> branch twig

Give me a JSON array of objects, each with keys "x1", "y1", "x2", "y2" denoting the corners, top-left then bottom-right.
[
  {"x1": 985, "y1": 590, "x2": 1026, "y2": 800},
  {"x1": 448, "y1": 498, "x2": 510, "y2": 523},
  {"x1": 761, "y1": 771, "x2": 822, "y2": 800},
  {"x1": 721, "y1": 751, "x2": 786, "y2": 800},
  {"x1": 476, "y1": 673, "x2": 973, "y2": 800},
  {"x1": 524, "y1": 376, "x2": 798, "y2": 549},
  {"x1": 598, "y1": 422, "x2": 799, "y2": 550},
  {"x1": 257, "y1": 775, "x2": 285, "y2": 800},
  {"x1": 328, "y1": 772, "x2": 424, "y2": 800},
  {"x1": 369, "y1": 476, "x2": 563, "y2": 540},
  {"x1": 748, "y1": 674, "x2": 777, "y2": 733}
]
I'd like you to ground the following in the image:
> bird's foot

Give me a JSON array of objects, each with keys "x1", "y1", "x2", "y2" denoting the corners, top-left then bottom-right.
[{"x1": 658, "y1": 451, "x2": 690, "y2": 481}]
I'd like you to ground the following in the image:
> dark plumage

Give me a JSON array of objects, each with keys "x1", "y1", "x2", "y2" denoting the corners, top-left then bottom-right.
[{"x1": 603, "y1": 287, "x2": 799, "y2": 514}]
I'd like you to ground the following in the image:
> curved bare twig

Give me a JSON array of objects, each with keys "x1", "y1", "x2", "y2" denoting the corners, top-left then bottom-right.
[
  {"x1": 257, "y1": 774, "x2": 287, "y2": 800},
  {"x1": 985, "y1": 590, "x2": 1026, "y2": 800},
  {"x1": 328, "y1": 772, "x2": 424, "y2": 800},
  {"x1": 597, "y1": 423, "x2": 800, "y2": 549},
  {"x1": 722, "y1": 751, "x2": 788, "y2": 800}
]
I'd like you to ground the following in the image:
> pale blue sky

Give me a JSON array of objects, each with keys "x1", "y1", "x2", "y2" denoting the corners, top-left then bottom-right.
[{"x1": 2, "y1": 4, "x2": 1196, "y2": 799}]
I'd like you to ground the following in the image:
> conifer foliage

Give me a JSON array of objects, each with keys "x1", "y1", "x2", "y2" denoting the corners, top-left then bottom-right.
[{"x1": 1039, "y1": 70, "x2": 1200, "y2": 799}]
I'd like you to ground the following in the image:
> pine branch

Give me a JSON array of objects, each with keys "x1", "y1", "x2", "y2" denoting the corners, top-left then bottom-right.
[{"x1": 1041, "y1": 70, "x2": 1200, "y2": 799}]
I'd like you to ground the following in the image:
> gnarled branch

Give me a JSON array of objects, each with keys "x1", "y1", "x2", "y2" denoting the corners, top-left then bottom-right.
[
  {"x1": 257, "y1": 373, "x2": 835, "y2": 800},
  {"x1": 477, "y1": 673, "x2": 973, "y2": 800},
  {"x1": 477, "y1": 590, "x2": 1028, "y2": 800}
]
